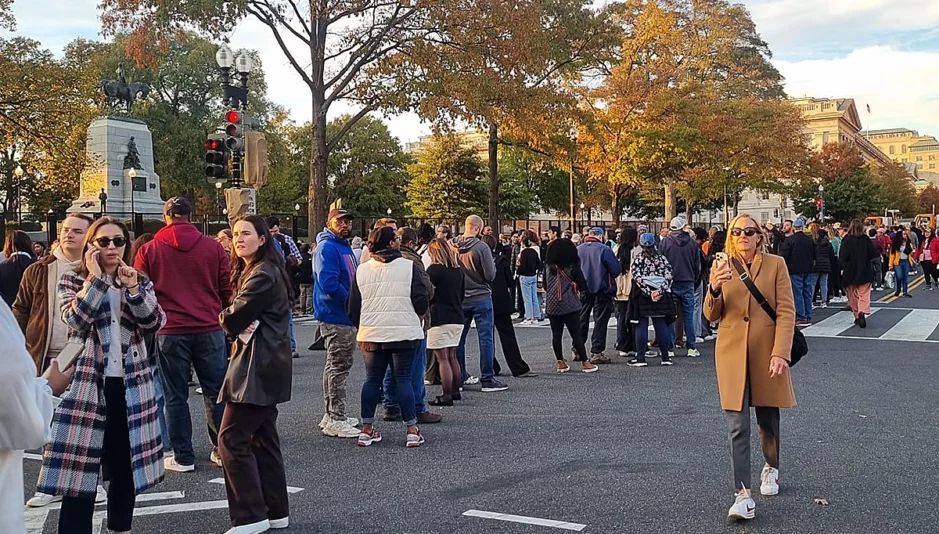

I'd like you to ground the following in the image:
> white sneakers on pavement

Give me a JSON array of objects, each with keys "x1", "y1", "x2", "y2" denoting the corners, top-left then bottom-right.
[
  {"x1": 728, "y1": 490, "x2": 756, "y2": 520},
  {"x1": 270, "y1": 517, "x2": 289, "y2": 529},
  {"x1": 27, "y1": 485, "x2": 107, "y2": 507},
  {"x1": 760, "y1": 466, "x2": 779, "y2": 496},
  {"x1": 322, "y1": 418, "x2": 360, "y2": 438},
  {"x1": 464, "y1": 376, "x2": 480, "y2": 385},
  {"x1": 224, "y1": 519, "x2": 271, "y2": 534},
  {"x1": 164, "y1": 455, "x2": 195, "y2": 473},
  {"x1": 687, "y1": 348, "x2": 701, "y2": 357},
  {"x1": 319, "y1": 414, "x2": 360, "y2": 430}
]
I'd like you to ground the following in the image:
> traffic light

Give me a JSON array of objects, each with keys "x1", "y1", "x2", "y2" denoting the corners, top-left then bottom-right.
[
  {"x1": 815, "y1": 198, "x2": 823, "y2": 208},
  {"x1": 225, "y1": 109, "x2": 244, "y2": 152},
  {"x1": 205, "y1": 134, "x2": 229, "y2": 182}
]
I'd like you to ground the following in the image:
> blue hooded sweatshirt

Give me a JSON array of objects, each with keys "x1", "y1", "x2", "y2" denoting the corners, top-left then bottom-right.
[
  {"x1": 577, "y1": 237, "x2": 622, "y2": 295},
  {"x1": 313, "y1": 228, "x2": 357, "y2": 326}
]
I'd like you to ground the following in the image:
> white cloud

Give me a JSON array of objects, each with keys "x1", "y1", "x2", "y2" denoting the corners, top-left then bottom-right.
[
  {"x1": 776, "y1": 45, "x2": 939, "y2": 136},
  {"x1": 743, "y1": 0, "x2": 939, "y2": 58}
]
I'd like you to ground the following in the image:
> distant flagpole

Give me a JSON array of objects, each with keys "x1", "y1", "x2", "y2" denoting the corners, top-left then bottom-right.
[{"x1": 865, "y1": 104, "x2": 871, "y2": 139}]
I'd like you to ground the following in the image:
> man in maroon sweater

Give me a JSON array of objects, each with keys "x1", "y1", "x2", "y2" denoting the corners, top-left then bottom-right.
[{"x1": 135, "y1": 197, "x2": 232, "y2": 472}]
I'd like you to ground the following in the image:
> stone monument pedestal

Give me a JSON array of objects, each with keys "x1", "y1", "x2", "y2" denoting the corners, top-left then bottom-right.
[{"x1": 69, "y1": 117, "x2": 165, "y2": 215}]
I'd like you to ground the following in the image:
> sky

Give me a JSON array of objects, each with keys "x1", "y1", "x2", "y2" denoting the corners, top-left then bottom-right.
[{"x1": 5, "y1": 0, "x2": 939, "y2": 143}]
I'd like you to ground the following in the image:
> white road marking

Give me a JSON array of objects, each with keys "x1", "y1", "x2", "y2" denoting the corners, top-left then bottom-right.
[
  {"x1": 880, "y1": 309, "x2": 939, "y2": 341},
  {"x1": 23, "y1": 452, "x2": 43, "y2": 461},
  {"x1": 801, "y1": 309, "x2": 881, "y2": 337},
  {"x1": 130, "y1": 499, "x2": 230, "y2": 516},
  {"x1": 208, "y1": 477, "x2": 305, "y2": 493},
  {"x1": 463, "y1": 509, "x2": 587, "y2": 531}
]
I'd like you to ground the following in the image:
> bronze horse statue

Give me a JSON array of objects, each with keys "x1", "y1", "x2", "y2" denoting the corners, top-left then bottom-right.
[{"x1": 98, "y1": 80, "x2": 151, "y2": 113}]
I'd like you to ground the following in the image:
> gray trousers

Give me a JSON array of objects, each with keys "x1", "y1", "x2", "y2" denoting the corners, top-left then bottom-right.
[
  {"x1": 724, "y1": 378, "x2": 780, "y2": 491},
  {"x1": 321, "y1": 323, "x2": 356, "y2": 420}
]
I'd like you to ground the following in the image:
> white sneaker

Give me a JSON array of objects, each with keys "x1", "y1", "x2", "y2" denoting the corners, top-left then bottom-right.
[
  {"x1": 668, "y1": 351, "x2": 676, "y2": 359},
  {"x1": 164, "y1": 456, "x2": 195, "y2": 472},
  {"x1": 695, "y1": 337, "x2": 705, "y2": 344},
  {"x1": 704, "y1": 334, "x2": 717, "y2": 341},
  {"x1": 820, "y1": 302, "x2": 828, "y2": 308},
  {"x1": 322, "y1": 418, "x2": 360, "y2": 438},
  {"x1": 760, "y1": 466, "x2": 779, "y2": 496},
  {"x1": 269, "y1": 517, "x2": 289, "y2": 529},
  {"x1": 687, "y1": 348, "x2": 701, "y2": 357},
  {"x1": 224, "y1": 519, "x2": 271, "y2": 534},
  {"x1": 318, "y1": 414, "x2": 330, "y2": 429},
  {"x1": 95, "y1": 484, "x2": 107, "y2": 504},
  {"x1": 210, "y1": 448, "x2": 223, "y2": 468},
  {"x1": 464, "y1": 376, "x2": 480, "y2": 385},
  {"x1": 728, "y1": 491, "x2": 756, "y2": 520},
  {"x1": 26, "y1": 492, "x2": 62, "y2": 507}
]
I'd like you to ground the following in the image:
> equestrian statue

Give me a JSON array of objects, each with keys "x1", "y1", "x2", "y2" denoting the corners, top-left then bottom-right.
[{"x1": 98, "y1": 63, "x2": 151, "y2": 113}]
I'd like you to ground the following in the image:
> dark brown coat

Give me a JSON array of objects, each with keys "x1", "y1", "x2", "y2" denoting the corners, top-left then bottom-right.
[
  {"x1": 219, "y1": 260, "x2": 293, "y2": 406},
  {"x1": 11, "y1": 255, "x2": 56, "y2": 372},
  {"x1": 704, "y1": 253, "x2": 797, "y2": 411}
]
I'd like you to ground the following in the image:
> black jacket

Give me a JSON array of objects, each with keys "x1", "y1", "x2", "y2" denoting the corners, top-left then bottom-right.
[
  {"x1": 517, "y1": 247, "x2": 541, "y2": 277},
  {"x1": 491, "y1": 249, "x2": 516, "y2": 316},
  {"x1": 0, "y1": 254, "x2": 36, "y2": 306},
  {"x1": 427, "y1": 264, "x2": 465, "y2": 327},
  {"x1": 812, "y1": 239, "x2": 836, "y2": 274},
  {"x1": 299, "y1": 251, "x2": 313, "y2": 284},
  {"x1": 780, "y1": 232, "x2": 816, "y2": 274},
  {"x1": 219, "y1": 259, "x2": 293, "y2": 406},
  {"x1": 839, "y1": 235, "x2": 878, "y2": 287}
]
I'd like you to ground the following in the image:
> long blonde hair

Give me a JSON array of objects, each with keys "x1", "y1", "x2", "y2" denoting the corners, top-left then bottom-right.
[
  {"x1": 427, "y1": 238, "x2": 459, "y2": 268},
  {"x1": 724, "y1": 214, "x2": 768, "y2": 259}
]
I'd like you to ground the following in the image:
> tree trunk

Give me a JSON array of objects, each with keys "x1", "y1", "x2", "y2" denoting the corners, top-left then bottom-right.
[
  {"x1": 685, "y1": 203, "x2": 693, "y2": 224},
  {"x1": 664, "y1": 181, "x2": 677, "y2": 220},
  {"x1": 488, "y1": 122, "x2": 499, "y2": 229},
  {"x1": 308, "y1": 9, "x2": 329, "y2": 236},
  {"x1": 611, "y1": 183, "x2": 620, "y2": 227}
]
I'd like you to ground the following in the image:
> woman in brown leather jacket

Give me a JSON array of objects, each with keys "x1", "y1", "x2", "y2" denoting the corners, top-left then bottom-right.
[{"x1": 218, "y1": 215, "x2": 293, "y2": 534}]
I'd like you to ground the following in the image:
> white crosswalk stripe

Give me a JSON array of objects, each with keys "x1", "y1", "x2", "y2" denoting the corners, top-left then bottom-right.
[{"x1": 802, "y1": 308, "x2": 939, "y2": 343}]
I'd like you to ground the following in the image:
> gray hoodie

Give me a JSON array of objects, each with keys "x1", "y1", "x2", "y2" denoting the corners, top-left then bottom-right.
[{"x1": 455, "y1": 236, "x2": 496, "y2": 304}]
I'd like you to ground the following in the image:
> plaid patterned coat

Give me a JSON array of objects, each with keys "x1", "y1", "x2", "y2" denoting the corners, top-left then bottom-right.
[{"x1": 37, "y1": 272, "x2": 166, "y2": 498}]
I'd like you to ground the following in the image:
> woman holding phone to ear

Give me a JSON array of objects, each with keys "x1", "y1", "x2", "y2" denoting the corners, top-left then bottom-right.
[
  {"x1": 704, "y1": 214, "x2": 796, "y2": 522},
  {"x1": 37, "y1": 216, "x2": 166, "y2": 534}
]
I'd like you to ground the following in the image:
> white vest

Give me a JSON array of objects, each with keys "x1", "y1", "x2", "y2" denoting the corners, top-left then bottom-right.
[{"x1": 355, "y1": 257, "x2": 424, "y2": 343}]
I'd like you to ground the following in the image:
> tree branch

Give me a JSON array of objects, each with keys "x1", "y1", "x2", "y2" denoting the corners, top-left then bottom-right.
[
  {"x1": 246, "y1": 5, "x2": 315, "y2": 87},
  {"x1": 326, "y1": 102, "x2": 376, "y2": 152}
]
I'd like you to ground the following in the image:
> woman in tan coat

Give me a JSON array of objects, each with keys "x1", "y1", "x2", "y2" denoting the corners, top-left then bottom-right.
[{"x1": 704, "y1": 214, "x2": 796, "y2": 521}]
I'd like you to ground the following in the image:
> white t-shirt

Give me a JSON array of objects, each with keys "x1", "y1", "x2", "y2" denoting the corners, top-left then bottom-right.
[{"x1": 105, "y1": 286, "x2": 125, "y2": 378}]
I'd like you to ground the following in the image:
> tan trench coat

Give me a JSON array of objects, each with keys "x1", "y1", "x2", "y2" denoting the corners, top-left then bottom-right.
[{"x1": 703, "y1": 253, "x2": 797, "y2": 411}]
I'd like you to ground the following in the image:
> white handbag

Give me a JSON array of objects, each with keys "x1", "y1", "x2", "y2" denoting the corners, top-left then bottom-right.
[{"x1": 885, "y1": 270, "x2": 896, "y2": 290}]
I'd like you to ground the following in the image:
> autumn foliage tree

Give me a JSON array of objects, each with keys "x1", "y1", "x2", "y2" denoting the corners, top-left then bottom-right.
[{"x1": 918, "y1": 184, "x2": 939, "y2": 215}]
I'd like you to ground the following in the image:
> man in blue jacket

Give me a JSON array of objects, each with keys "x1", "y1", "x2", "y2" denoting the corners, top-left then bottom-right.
[
  {"x1": 577, "y1": 227, "x2": 622, "y2": 364},
  {"x1": 313, "y1": 208, "x2": 361, "y2": 438},
  {"x1": 660, "y1": 217, "x2": 702, "y2": 357}
]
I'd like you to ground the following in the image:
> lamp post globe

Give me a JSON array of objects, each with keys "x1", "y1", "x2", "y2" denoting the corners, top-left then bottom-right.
[
  {"x1": 387, "y1": 208, "x2": 392, "y2": 216},
  {"x1": 128, "y1": 168, "x2": 137, "y2": 179},
  {"x1": 818, "y1": 185, "x2": 824, "y2": 193},
  {"x1": 236, "y1": 53, "x2": 254, "y2": 74},
  {"x1": 14, "y1": 165, "x2": 23, "y2": 178},
  {"x1": 215, "y1": 181, "x2": 223, "y2": 190},
  {"x1": 295, "y1": 203, "x2": 300, "y2": 212},
  {"x1": 216, "y1": 44, "x2": 234, "y2": 69}
]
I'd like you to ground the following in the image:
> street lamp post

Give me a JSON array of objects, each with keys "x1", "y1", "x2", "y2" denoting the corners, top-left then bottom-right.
[
  {"x1": 128, "y1": 168, "x2": 137, "y2": 216},
  {"x1": 569, "y1": 127, "x2": 578, "y2": 232},
  {"x1": 215, "y1": 181, "x2": 223, "y2": 221},
  {"x1": 293, "y1": 203, "x2": 300, "y2": 238},
  {"x1": 216, "y1": 44, "x2": 254, "y2": 190},
  {"x1": 818, "y1": 184, "x2": 825, "y2": 222},
  {"x1": 13, "y1": 165, "x2": 23, "y2": 223},
  {"x1": 579, "y1": 202, "x2": 585, "y2": 231}
]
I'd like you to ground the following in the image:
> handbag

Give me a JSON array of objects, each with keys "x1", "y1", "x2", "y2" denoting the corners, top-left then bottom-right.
[
  {"x1": 885, "y1": 270, "x2": 896, "y2": 290},
  {"x1": 730, "y1": 258, "x2": 808, "y2": 366}
]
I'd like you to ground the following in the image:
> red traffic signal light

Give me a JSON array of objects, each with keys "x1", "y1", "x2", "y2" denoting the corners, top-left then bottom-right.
[
  {"x1": 815, "y1": 198, "x2": 823, "y2": 208},
  {"x1": 205, "y1": 139, "x2": 221, "y2": 151},
  {"x1": 225, "y1": 110, "x2": 241, "y2": 123}
]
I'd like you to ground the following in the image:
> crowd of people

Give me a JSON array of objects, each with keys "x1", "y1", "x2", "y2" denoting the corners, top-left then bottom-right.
[{"x1": 0, "y1": 200, "x2": 931, "y2": 532}]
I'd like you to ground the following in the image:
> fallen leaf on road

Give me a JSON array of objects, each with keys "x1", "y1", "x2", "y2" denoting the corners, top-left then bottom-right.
[
  {"x1": 859, "y1": 415, "x2": 867, "y2": 418},
  {"x1": 814, "y1": 498, "x2": 829, "y2": 506}
]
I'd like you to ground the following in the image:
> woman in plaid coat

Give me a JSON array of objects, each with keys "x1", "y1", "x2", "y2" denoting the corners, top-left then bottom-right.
[{"x1": 37, "y1": 217, "x2": 166, "y2": 534}]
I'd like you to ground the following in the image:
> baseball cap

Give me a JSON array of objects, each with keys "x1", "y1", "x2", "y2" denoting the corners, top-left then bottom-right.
[
  {"x1": 639, "y1": 233, "x2": 655, "y2": 246},
  {"x1": 589, "y1": 226, "x2": 605, "y2": 236},
  {"x1": 670, "y1": 216, "x2": 687, "y2": 230},
  {"x1": 164, "y1": 196, "x2": 193, "y2": 216},
  {"x1": 793, "y1": 218, "x2": 805, "y2": 228},
  {"x1": 327, "y1": 208, "x2": 352, "y2": 221}
]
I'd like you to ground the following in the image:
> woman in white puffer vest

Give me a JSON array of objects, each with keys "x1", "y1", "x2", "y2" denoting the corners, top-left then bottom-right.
[{"x1": 347, "y1": 226, "x2": 430, "y2": 448}]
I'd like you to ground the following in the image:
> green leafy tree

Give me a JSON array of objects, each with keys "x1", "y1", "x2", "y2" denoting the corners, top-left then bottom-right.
[
  {"x1": 794, "y1": 144, "x2": 881, "y2": 222},
  {"x1": 406, "y1": 134, "x2": 488, "y2": 219},
  {"x1": 872, "y1": 162, "x2": 916, "y2": 217},
  {"x1": 918, "y1": 184, "x2": 939, "y2": 214}
]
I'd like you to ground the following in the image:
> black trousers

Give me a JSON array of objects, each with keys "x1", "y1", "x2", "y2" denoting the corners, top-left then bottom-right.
[
  {"x1": 923, "y1": 260, "x2": 938, "y2": 286},
  {"x1": 551, "y1": 311, "x2": 588, "y2": 362},
  {"x1": 576, "y1": 293, "x2": 614, "y2": 354},
  {"x1": 615, "y1": 300, "x2": 635, "y2": 353},
  {"x1": 59, "y1": 378, "x2": 136, "y2": 534},
  {"x1": 492, "y1": 313, "x2": 532, "y2": 376},
  {"x1": 218, "y1": 402, "x2": 289, "y2": 527}
]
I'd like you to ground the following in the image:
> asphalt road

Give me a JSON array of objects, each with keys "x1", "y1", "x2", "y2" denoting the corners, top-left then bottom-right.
[{"x1": 22, "y1": 280, "x2": 939, "y2": 533}]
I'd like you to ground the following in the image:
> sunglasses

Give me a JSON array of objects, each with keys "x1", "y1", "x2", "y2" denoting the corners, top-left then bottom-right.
[
  {"x1": 730, "y1": 227, "x2": 761, "y2": 237},
  {"x1": 93, "y1": 236, "x2": 127, "y2": 248}
]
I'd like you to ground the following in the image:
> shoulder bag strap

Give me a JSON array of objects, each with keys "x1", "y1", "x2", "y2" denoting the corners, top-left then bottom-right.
[{"x1": 730, "y1": 257, "x2": 777, "y2": 323}]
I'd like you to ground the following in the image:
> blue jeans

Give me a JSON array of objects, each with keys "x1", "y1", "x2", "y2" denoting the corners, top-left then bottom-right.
[
  {"x1": 667, "y1": 283, "x2": 696, "y2": 350},
  {"x1": 790, "y1": 273, "x2": 812, "y2": 321},
  {"x1": 895, "y1": 262, "x2": 911, "y2": 294},
  {"x1": 815, "y1": 273, "x2": 830, "y2": 303},
  {"x1": 362, "y1": 349, "x2": 417, "y2": 426},
  {"x1": 383, "y1": 337, "x2": 427, "y2": 415},
  {"x1": 457, "y1": 297, "x2": 495, "y2": 382},
  {"x1": 288, "y1": 313, "x2": 297, "y2": 352},
  {"x1": 806, "y1": 273, "x2": 819, "y2": 305},
  {"x1": 635, "y1": 316, "x2": 672, "y2": 360},
  {"x1": 158, "y1": 330, "x2": 228, "y2": 465},
  {"x1": 519, "y1": 275, "x2": 539, "y2": 321}
]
